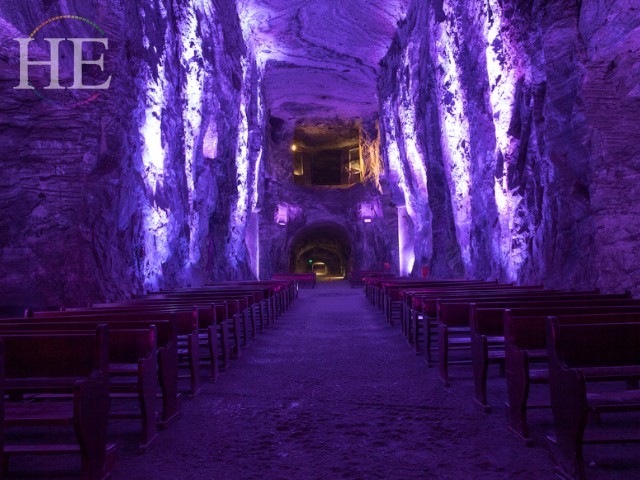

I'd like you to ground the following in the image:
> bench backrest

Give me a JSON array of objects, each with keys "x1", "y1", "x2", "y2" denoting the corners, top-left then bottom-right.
[
  {"x1": 1, "y1": 325, "x2": 108, "y2": 380},
  {"x1": 546, "y1": 317, "x2": 640, "y2": 368},
  {"x1": 473, "y1": 302, "x2": 640, "y2": 337},
  {"x1": 7, "y1": 313, "x2": 178, "y2": 349},
  {"x1": 505, "y1": 311, "x2": 640, "y2": 352}
]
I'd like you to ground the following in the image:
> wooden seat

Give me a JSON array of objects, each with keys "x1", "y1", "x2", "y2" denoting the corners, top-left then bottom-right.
[
  {"x1": 546, "y1": 318, "x2": 640, "y2": 480},
  {"x1": 0, "y1": 327, "x2": 113, "y2": 480}
]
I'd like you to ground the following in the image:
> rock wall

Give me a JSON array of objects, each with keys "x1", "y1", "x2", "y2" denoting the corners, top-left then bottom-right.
[
  {"x1": 0, "y1": 0, "x2": 264, "y2": 309},
  {"x1": 379, "y1": 0, "x2": 640, "y2": 292}
]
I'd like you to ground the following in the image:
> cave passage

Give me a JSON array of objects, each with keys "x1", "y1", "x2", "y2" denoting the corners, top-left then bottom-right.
[
  {"x1": 289, "y1": 223, "x2": 352, "y2": 278},
  {"x1": 292, "y1": 123, "x2": 362, "y2": 187}
]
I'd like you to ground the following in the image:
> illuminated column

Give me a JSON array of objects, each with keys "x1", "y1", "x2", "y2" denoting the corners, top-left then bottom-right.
[
  {"x1": 138, "y1": 56, "x2": 171, "y2": 290},
  {"x1": 398, "y1": 206, "x2": 415, "y2": 276},
  {"x1": 432, "y1": 11, "x2": 472, "y2": 271},
  {"x1": 483, "y1": 0, "x2": 524, "y2": 281},
  {"x1": 178, "y1": 1, "x2": 206, "y2": 266}
]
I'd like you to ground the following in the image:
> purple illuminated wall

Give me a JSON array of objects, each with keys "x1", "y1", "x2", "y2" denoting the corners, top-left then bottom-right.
[
  {"x1": 379, "y1": 0, "x2": 640, "y2": 293},
  {"x1": 0, "y1": 0, "x2": 265, "y2": 308}
]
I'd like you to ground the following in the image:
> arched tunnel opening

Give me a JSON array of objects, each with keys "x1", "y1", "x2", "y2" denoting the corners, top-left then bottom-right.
[{"x1": 289, "y1": 223, "x2": 352, "y2": 279}]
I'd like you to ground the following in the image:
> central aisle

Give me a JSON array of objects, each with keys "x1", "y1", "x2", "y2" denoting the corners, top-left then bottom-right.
[{"x1": 113, "y1": 280, "x2": 552, "y2": 479}]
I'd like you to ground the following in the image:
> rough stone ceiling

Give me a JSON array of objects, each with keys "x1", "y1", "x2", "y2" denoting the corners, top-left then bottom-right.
[{"x1": 239, "y1": 0, "x2": 410, "y2": 122}]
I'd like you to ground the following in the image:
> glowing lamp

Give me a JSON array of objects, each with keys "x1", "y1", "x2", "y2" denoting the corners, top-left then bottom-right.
[
  {"x1": 363, "y1": 218, "x2": 372, "y2": 224},
  {"x1": 291, "y1": 144, "x2": 297, "y2": 152},
  {"x1": 275, "y1": 204, "x2": 289, "y2": 226}
]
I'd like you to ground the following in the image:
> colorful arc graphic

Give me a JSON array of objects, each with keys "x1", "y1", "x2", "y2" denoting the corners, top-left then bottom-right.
[{"x1": 30, "y1": 15, "x2": 106, "y2": 38}]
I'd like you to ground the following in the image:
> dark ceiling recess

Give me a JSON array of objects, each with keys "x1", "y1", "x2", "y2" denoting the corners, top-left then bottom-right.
[
  {"x1": 289, "y1": 222, "x2": 352, "y2": 277},
  {"x1": 291, "y1": 122, "x2": 362, "y2": 187}
]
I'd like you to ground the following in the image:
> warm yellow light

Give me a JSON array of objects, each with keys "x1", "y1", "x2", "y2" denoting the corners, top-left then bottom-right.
[{"x1": 291, "y1": 144, "x2": 297, "y2": 152}]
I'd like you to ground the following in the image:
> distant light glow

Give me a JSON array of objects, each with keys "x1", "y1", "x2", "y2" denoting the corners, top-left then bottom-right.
[
  {"x1": 291, "y1": 144, "x2": 297, "y2": 152},
  {"x1": 275, "y1": 203, "x2": 289, "y2": 225},
  {"x1": 364, "y1": 218, "x2": 372, "y2": 224}
]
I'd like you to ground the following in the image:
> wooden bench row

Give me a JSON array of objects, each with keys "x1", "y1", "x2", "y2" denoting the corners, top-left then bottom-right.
[
  {"x1": 271, "y1": 273, "x2": 316, "y2": 290},
  {"x1": 1, "y1": 280, "x2": 295, "y2": 479},
  {"x1": 364, "y1": 278, "x2": 640, "y2": 479}
]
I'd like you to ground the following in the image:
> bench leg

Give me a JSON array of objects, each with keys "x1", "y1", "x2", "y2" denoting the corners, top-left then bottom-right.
[
  {"x1": 548, "y1": 366, "x2": 588, "y2": 480},
  {"x1": 137, "y1": 357, "x2": 159, "y2": 452},
  {"x1": 157, "y1": 346, "x2": 180, "y2": 428},
  {"x1": 424, "y1": 315, "x2": 433, "y2": 366},
  {"x1": 74, "y1": 378, "x2": 109, "y2": 480},
  {"x1": 471, "y1": 334, "x2": 491, "y2": 412},
  {"x1": 438, "y1": 324, "x2": 450, "y2": 386},
  {"x1": 218, "y1": 320, "x2": 231, "y2": 368},
  {"x1": 231, "y1": 315, "x2": 241, "y2": 358},
  {"x1": 505, "y1": 348, "x2": 533, "y2": 445},
  {"x1": 207, "y1": 326, "x2": 220, "y2": 381},
  {"x1": 413, "y1": 311, "x2": 421, "y2": 355},
  {"x1": 187, "y1": 332, "x2": 201, "y2": 397}
]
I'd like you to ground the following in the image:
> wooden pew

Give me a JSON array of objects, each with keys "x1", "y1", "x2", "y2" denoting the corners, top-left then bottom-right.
[
  {"x1": 0, "y1": 327, "x2": 114, "y2": 479},
  {"x1": 503, "y1": 311, "x2": 640, "y2": 445},
  {"x1": 380, "y1": 280, "x2": 494, "y2": 328},
  {"x1": 405, "y1": 284, "x2": 540, "y2": 358},
  {"x1": 21, "y1": 310, "x2": 185, "y2": 423},
  {"x1": 204, "y1": 281, "x2": 293, "y2": 318},
  {"x1": 470, "y1": 299, "x2": 640, "y2": 412},
  {"x1": 86, "y1": 297, "x2": 241, "y2": 378},
  {"x1": 0, "y1": 321, "x2": 165, "y2": 452},
  {"x1": 272, "y1": 273, "x2": 315, "y2": 291},
  {"x1": 436, "y1": 292, "x2": 631, "y2": 384},
  {"x1": 348, "y1": 271, "x2": 392, "y2": 288},
  {"x1": 143, "y1": 289, "x2": 264, "y2": 339},
  {"x1": 128, "y1": 295, "x2": 251, "y2": 357},
  {"x1": 545, "y1": 317, "x2": 640, "y2": 480}
]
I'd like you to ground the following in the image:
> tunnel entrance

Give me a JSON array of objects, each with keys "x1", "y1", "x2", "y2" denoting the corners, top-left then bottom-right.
[{"x1": 289, "y1": 223, "x2": 352, "y2": 279}]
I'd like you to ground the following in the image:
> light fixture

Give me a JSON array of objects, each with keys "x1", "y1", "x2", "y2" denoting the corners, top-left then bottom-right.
[
  {"x1": 275, "y1": 204, "x2": 289, "y2": 226},
  {"x1": 291, "y1": 144, "x2": 297, "y2": 152},
  {"x1": 363, "y1": 218, "x2": 372, "y2": 224}
]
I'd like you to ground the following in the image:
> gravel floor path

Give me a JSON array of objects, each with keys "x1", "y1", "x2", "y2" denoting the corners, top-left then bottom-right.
[{"x1": 106, "y1": 280, "x2": 636, "y2": 479}]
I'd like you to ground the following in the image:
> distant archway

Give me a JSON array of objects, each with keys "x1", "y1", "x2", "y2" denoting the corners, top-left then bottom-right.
[{"x1": 288, "y1": 222, "x2": 352, "y2": 278}]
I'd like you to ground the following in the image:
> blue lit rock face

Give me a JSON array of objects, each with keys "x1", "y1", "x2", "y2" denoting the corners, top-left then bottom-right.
[
  {"x1": 379, "y1": 0, "x2": 640, "y2": 293},
  {"x1": 0, "y1": 0, "x2": 264, "y2": 308}
]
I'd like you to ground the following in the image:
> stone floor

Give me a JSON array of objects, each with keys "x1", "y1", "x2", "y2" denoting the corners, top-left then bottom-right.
[{"x1": 7, "y1": 280, "x2": 640, "y2": 479}]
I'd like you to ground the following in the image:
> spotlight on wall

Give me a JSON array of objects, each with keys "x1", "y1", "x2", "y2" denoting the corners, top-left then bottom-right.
[
  {"x1": 275, "y1": 204, "x2": 289, "y2": 226},
  {"x1": 359, "y1": 202, "x2": 376, "y2": 224}
]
